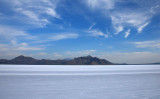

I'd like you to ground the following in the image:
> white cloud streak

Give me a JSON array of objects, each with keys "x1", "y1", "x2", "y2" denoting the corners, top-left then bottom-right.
[
  {"x1": 124, "y1": 29, "x2": 130, "y2": 38},
  {"x1": 0, "y1": 26, "x2": 27, "y2": 37},
  {"x1": 87, "y1": 29, "x2": 108, "y2": 38},
  {"x1": 89, "y1": 23, "x2": 96, "y2": 30},
  {"x1": 111, "y1": 12, "x2": 151, "y2": 34},
  {"x1": 86, "y1": 0, "x2": 115, "y2": 10},
  {"x1": 50, "y1": 33, "x2": 79, "y2": 41},
  {"x1": 1, "y1": 0, "x2": 60, "y2": 27},
  {"x1": 150, "y1": 5, "x2": 160, "y2": 14},
  {"x1": 137, "y1": 22, "x2": 149, "y2": 33},
  {"x1": 114, "y1": 25, "x2": 124, "y2": 35},
  {"x1": 0, "y1": 25, "x2": 36, "y2": 41},
  {"x1": 0, "y1": 42, "x2": 43, "y2": 51},
  {"x1": 85, "y1": 0, "x2": 157, "y2": 35},
  {"x1": 16, "y1": 47, "x2": 43, "y2": 51},
  {"x1": 133, "y1": 40, "x2": 160, "y2": 49}
]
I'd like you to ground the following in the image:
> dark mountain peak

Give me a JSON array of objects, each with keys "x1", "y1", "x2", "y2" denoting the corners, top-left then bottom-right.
[
  {"x1": 75, "y1": 55, "x2": 94, "y2": 59},
  {"x1": 0, "y1": 59, "x2": 9, "y2": 64},
  {"x1": 11, "y1": 55, "x2": 37, "y2": 64},
  {"x1": 12, "y1": 55, "x2": 36, "y2": 61},
  {"x1": 74, "y1": 55, "x2": 101, "y2": 61},
  {"x1": 68, "y1": 56, "x2": 113, "y2": 65}
]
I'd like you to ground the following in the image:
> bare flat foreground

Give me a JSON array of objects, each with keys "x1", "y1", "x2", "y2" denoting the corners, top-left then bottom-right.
[{"x1": 0, "y1": 65, "x2": 160, "y2": 99}]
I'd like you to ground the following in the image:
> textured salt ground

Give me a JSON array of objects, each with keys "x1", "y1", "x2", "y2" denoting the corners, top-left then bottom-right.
[{"x1": 0, "y1": 65, "x2": 160, "y2": 99}]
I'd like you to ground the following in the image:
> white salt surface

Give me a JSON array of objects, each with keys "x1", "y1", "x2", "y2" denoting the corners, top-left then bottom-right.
[{"x1": 0, "y1": 65, "x2": 160, "y2": 99}]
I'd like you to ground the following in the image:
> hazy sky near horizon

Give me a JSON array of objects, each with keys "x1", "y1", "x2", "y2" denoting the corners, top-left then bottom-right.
[{"x1": 0, "y1": 0, "x2": 160, "y2": 64}]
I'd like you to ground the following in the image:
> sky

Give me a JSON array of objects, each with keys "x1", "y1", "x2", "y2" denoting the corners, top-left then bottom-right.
[{"x1": 0, "y1": 0, "x2": 160, "y2": 64}]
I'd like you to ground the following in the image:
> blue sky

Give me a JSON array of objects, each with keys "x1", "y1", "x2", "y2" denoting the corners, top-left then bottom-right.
[{"x1": 0, "y1": 0, "x2": 160, "y2": 64}]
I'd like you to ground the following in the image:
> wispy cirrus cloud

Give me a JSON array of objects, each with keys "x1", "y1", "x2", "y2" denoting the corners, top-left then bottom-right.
[
  {"x1": 124, "y1": 29, "x2": 131, "y2": 38},
  {"x1": 16, "y1": 46, "x2": 43, "y2": 51},
  {"x1": 137, "y1": 22, "x2": 150, "y2": 33},
  {"x1": 0, "y1": 26, "x2": 27, "y2": 37},
  {"x1": 89, "y1": 23, "x2": 96, "y2": 30},
  {"x1": 0, "y1": 25, "x2": 79, "y2": 44},
  {"x1": 84, "y1": 0, "x2": 159, "y2": 36},
  {"x1": 87, "y1": 22, "x2": 108, "y2": 38},
  {"x1": 111, "y1": 12, "x2": 150, "y2": 27},
  {"x1": 0, "y1": 0, "x2": 60, "y2": 27},
  {"x1": 150, "y1": 5, "x2": 160, "y2": 14},
  {"x1": 111, "y1": 12, "x2": 151, "y2": 34},
  {"x1": 87, "y1": 29, "x2": 108, "y2": 38},
  {"x1": 49, "y1": 33, "x2": 79, "y2": 41},
  {"x1": 132, "y1": 40, "x2": 160, "y2": 49},
  {"x1": 86, "y1": 0, "x2": 115, "y2": 10},
  {"x1": 9, "y1": 40, "x2": 44, "y2": 51},
  {"x1": 0, "y1": 25, "x2": 36, "y2": 42}
]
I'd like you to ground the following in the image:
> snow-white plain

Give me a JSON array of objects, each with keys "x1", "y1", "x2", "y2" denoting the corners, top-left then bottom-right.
[{"x1": 0, "y1": 65, "x2": 160, "y2": 99}]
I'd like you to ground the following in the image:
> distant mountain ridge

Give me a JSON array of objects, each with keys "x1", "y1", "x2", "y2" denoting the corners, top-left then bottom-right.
[{"x1": 0, "y1": 55, "x2": 113, "y2": 65}]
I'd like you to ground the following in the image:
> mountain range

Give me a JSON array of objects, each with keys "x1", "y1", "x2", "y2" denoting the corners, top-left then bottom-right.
[{"x1": 0, "y1": 55, "x2": 113, "y2": 65}]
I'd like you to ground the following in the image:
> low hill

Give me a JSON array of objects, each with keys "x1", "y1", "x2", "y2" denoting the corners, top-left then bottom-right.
[
  {"x1": 66, "y1": 55, "x2": 113, "y2": 65},
  {"x1": 0, "y1": 55, "x2": 113, "y2": 65}
]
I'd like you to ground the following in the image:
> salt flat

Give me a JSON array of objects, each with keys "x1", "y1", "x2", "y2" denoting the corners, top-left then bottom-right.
[{"x1": 0, "y1": 65, "x2": 160, "y2": 99}]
